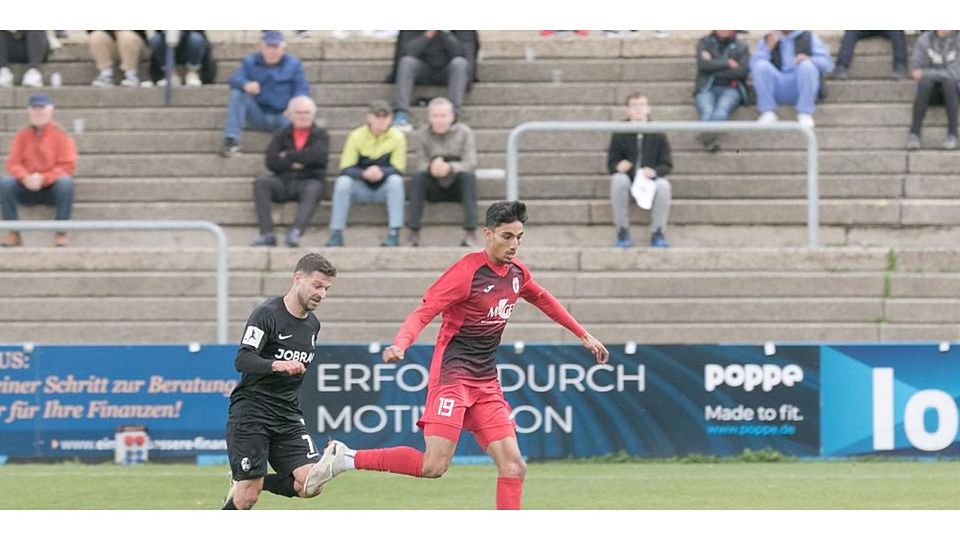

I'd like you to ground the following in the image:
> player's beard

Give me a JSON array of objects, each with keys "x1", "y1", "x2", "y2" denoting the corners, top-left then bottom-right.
[{"x1": 299, "y1": 289, "x2": 319, "y2": 312}]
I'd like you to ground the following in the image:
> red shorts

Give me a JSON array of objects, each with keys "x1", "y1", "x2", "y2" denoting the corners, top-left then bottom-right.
[{"x1": 417, "y1": 378, "x2": 516, "y2": 450}]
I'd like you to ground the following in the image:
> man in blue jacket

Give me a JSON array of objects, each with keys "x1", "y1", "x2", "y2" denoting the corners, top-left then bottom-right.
[
  {"x1": 221, "y1": 31, "x2": 310, "y2": 157},
  {"x1": 750, "y1": 30, "x2": 833, "y2": 128}
]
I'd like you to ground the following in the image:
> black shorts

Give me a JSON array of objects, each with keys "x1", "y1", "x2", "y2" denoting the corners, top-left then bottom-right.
[{"x1": 225, "y1": 419, "x2": 322, "y2": 481}]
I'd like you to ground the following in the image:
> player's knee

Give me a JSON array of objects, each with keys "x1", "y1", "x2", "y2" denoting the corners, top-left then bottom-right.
[
  {"x1": 421, "y1": 459, "x2": 450, "y2": 479},
  {"x1": 234, "y1": 491, "x2": 259, "y2": 509},
  {"x1": 499, "y1": 459, "x2": 526, "y2": 479}
]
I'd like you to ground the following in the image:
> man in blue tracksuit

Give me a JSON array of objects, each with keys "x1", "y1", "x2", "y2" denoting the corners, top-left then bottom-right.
[
  {"x1": 221, "y1": 31, "x2": 310, "y2": 157},
  {"x1": 749, "y1": 30, "x2": 833, "y2": 128}
]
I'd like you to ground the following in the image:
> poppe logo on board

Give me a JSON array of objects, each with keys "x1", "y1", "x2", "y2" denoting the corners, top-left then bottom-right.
[{"x1": 704, "y1": 363, "x2": 804, "y2": 392}]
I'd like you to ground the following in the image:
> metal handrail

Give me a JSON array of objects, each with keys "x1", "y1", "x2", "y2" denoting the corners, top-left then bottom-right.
[
  {"x1": 506, "y1": 121, "x2": 820, "y2": 247},
  {"x1": 1, "y1": 220, "x2": 229, "y2": 343}
]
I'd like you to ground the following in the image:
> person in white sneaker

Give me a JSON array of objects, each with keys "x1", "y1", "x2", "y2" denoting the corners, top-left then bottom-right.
[
  {"x1": 87, "y1": 31, "x2": 147, "y2": 87},
  {"x1": 148, "y1": 31, "x2": 209, "y2": 87},
  {"x1": 749, "y1": 31, "x2": 834, "y2": 128},
  {"x1": 0, "y1": 31, "x2": 49, "y2": 88}
]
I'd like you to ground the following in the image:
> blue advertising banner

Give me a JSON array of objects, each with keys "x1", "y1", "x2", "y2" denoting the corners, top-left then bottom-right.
[
  {"x1": 0, "y1": 346, "x2": 237, "y2": 458},
  {"x1": 821, "y1": 345, "x2": 960, "y2": 457},
  {"x1": 302, "y1": 344, "x2": 820, "y2": 458}
]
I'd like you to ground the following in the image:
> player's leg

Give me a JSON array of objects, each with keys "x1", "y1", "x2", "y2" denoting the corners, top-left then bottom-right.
[
  {"x1": 484, "y1": 436, "x2": 526, "y2": 510},
  {"x1": 268, "y1": 420, "x2": 325, "y2": 499},
  {"x1": 467, "y1": 380, "x2": 525, "y2": 509},
  {"x1": 304, "y1": 384, "x2": 467, "y2": 493},
  {"x1": 224, "y1": 421, "x2": 270, "y2": 509}
]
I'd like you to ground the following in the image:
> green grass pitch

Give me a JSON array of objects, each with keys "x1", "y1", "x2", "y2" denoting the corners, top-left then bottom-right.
[{"x1": 1, "y1": 461, "x2": 958, "y2": 509}]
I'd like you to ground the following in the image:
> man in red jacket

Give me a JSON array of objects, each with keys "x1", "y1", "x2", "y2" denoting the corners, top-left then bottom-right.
[
  {"x1": 1, "y1": 93, "x2": 77, "y2": 247},
  {"x1": 303, "y1": 201, "x2": 609, "y2": 509}
]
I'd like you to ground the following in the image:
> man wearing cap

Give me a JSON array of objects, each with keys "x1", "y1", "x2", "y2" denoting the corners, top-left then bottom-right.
[
  {"x1": 325, "y1": 101, "x2": 406, "y2": 247},
  {"x1": 0, "y1": 93, "x2": 77, "y2": 247},
  {"x1": 221, "y1": 31, "x2": 310, "y2": 157}
]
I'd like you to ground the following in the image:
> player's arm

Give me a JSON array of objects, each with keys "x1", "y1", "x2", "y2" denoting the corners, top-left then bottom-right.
[
  {"x1": 383, "y1": 261, "x2": 472, "y2": 363},
  {"x1": 520, "y1": 276, "x2": 609, "y2": 364},
  {"x1": 235, "y1": 309, "x2": 304, "y2": 376}
]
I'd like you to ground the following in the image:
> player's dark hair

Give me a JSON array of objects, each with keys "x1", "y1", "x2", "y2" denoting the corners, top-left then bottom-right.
[
  {"x1": 625, "y1": 91, "x2": 647, "y2": 105},
  {"x1": 485, "y1": 201, "x2": 528, "y2": 228},
  {"x1": 295, "y1": 252, "x2": 337, "y2": 277}
]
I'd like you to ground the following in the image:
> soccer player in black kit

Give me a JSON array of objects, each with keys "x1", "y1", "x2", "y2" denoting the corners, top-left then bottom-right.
[{"x1": 222, "y1": 252, "x2": 336, "y2": 510}]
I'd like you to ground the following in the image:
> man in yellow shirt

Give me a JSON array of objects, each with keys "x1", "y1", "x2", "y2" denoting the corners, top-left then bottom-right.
[{"x1": 326, "y1": 100, "x2": 406, "y2": 247}]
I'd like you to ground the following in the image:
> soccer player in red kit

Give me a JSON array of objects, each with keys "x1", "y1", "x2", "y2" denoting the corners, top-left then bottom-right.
[{"x1": 305, "y1": 200, "x2": 609, "y2": 509}]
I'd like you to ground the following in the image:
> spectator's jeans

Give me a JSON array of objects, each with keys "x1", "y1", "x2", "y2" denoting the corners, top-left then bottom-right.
[
  {"x1": 695, "y1": 86, "x2": 742, "y2": 121},
  {"x1": 0, "y1": 31, "x2": 49, "y2": 69},
  {"x1": 911, "y1": 77, "x2": 960, "y2": 137},
  {"x1": 609, "y1": 173, "x2": 672, "y2": 234},
  {"x1": 837, "y1": 30, "x2": 907, "y2": 70},
  {"x1": 329, "y1": 174, "x2": 405, "y2": 231},
  {"x1": 223, "y1": 89, "x2": 290, "y2": 142},
  {"x1": 392, "y1": 55, "x2": 470, "y2": 113},
  {"x1": 253, "y1": 176, "x2": 325, "y2": 234},
  {"x1": 751, "y1": 59, "x2": 821, "y2": 115},
  {"x1": 149, "y1": 31, "x2": 207, "y2": 70},
  {"x1": 406, "y1": 170, "x2": 477, "y2": 230},
  {"x1": 0, "y1": 176, "x2": 75, "y2": 224}
]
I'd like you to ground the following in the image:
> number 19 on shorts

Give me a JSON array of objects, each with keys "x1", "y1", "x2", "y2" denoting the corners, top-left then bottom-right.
[{"x1": 437, "y1": 397, "x2": 455, "y2": 417}]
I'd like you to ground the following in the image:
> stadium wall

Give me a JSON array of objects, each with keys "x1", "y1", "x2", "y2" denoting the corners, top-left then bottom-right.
[{"x1": 0, "y1": 343, "x2": 957, "y2": 460}]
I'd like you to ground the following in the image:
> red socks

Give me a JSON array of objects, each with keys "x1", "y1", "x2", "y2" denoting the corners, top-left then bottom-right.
[
  {"x1": 354, "y1": 447, "x2": 424, "y2": 478},
  {"x1": 496, "y1": 476, "x2": 524, "y2": 510}
]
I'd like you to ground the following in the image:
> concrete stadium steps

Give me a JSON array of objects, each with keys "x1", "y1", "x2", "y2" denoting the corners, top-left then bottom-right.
[
  {"x1": 5, "y1": 245, "x2": 960, "y2": 344},
  {"x1": 1, "y1": 126, "x2": 944, "y2": 155},
  {"x1": 1, "y1": 102, "x2": 943, "y2": 133},
  {"x1": 10, "y1": 197, "x2": 921, "y2": 227},
  {"x1": 61, "y1": 174, "x2": 909, "y2": 203},
  {"x1": 0, "y1": 148, "x2": 932, "y2": 177}
]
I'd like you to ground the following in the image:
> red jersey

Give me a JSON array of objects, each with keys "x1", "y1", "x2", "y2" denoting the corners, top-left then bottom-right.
[{"x1": 393, "y1": 251, "x2": 587, "y2": 386}]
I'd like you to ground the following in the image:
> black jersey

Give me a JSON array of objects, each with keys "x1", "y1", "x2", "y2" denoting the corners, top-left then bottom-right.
[{"x1": 228, "y1": 296, "x2": 321, "y2": 423}]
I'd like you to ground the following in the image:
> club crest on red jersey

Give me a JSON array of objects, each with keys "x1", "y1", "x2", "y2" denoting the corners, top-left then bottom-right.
[{"x1": 512, "y1": 276, "x2": 520, "y2": 293}]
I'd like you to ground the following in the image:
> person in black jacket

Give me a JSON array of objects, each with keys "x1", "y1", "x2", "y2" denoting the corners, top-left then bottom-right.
[
  {"x1": 389, "y1": 30, "x2": 479, "y2": 130},
  {"x1": 607, "y1": 93, "x2": 673, "y2": 248},
  {"x1": 694, "y1": 30, "x2": 750, "y2": 152},
  {"x1": 250, "y1": 96, "x2": 329, "y2": 248}
]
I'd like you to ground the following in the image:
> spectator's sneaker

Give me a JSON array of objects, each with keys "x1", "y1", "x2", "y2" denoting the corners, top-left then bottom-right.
[
  {"x1": 21, "y1": 68, "x2": 43, "y2": 88},
  {"x1": 906, "y1": 133, "x2": 921, "y2": 151},
  {"x1": 615, "y1": 227, "x2": 633, "y2": 249},
  {"x1": 91, "y1": 70, "x2": 114, "y2": 87},
  {"x1": 2, "y1": 232, "x2": 22, "y2": 248},
  {"x1": 0, "y1": 67, "x2": 13, "y2": 88},
  {"x1": 304, "y1": 440, "x2": 351, "y2": 496},
  {"x1": 285, "y1": 228, "x2": 302, "y2": 247},
  {"x1": 892, "y1": 66, "x2": 908, "y2": 80},
  {"x1": 650, "y1": 229, "x2": 670, "y2": 248},
  {"x1": 756, "y1": 111, "x2": 778, "y2": 123},
  {"x1": 381, "y1": 228, "x2": 400, "y2": 247},
  {"x1": 54, "y1": 233, "x2": 68, "y2": 248},
  {"x1": 407, "y1": 230, "x2": 420, "y2": 247},
  {"x1": 796, "y1": 114, "x2": 815, "y2": 128},
  {"x1": 325, "y1": 231, "x2": 344, "y2": 247},
  {"x1": 460, "y1": 230, "x2": 479, "y2": 248},
  {"x1": 157, "y1": 75, "x2": 181, "y2": 87},
  {"x1": 220, "y1": 138, "x2": 241, "y2": 157},
  {"x1": 944, "y1": 135, "x2": 958, "y2": 150},
  {"x1": 250, "y1": 233, "x2": 277, "y2": 247},
  {"x1": 392, "y1": 110, "x2": 412, "y2": 132},
  {"x1": 698, "y1": 132, "x2": 720, "y2": 153},
  {"x1": 184, "y1": 71, "x2": 202, "y2": 87},
  {"x1": 832, "y1": 66, "x2": 849, "y2": 80},
  {"x1": 121, "y1": 71, "x2": 140, "y2": 87}
]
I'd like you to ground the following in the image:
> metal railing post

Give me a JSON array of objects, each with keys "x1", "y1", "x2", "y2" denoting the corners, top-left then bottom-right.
[
  {"x1": 0, "y1": 220, "x2": 229, "y2": 343},
  {"x1": 506, "y1": 121, "x2": 820, "y2": 247}
]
